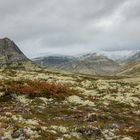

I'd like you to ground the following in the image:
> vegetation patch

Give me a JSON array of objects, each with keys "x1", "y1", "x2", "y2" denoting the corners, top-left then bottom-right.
[{"x1": 0, "y1": 80, "x2": 76, "y2": 99}]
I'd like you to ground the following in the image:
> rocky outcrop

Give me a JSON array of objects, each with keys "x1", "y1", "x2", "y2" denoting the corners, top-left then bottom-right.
[{"x1": 0, "y1": 38, "x2": 39, "y2": 70}]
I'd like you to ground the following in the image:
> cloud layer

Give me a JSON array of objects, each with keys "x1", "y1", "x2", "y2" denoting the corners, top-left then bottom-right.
[{"x1": 0, "y1": 0, "x2": 140, "y2": 58}]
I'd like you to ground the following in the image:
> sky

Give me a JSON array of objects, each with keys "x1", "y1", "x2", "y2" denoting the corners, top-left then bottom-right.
[{"x1": 0, "y1": 0, "x2": 140, "y2": 59}]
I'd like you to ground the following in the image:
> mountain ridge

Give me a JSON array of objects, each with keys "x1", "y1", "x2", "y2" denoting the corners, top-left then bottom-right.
[
  {"x1": 117, "y1": 51, "x2": 140, "y2": 75},
  {"x1": 33, "y1": 53, "x2": 120, "y2": 75}
]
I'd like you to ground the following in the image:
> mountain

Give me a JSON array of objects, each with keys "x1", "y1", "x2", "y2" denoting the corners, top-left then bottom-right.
[
  {"x1": 117, "y1": 51, "x2": 140, "y2": 76},
  {"x1": 0, "y1": 37, "x2": 39, "y2": 70},
  {"x1": 118, "y1": 61, "x2": 140, "y2": 76},
  {"x1": 33, "y1": 53, "x2": 120, "y2": 75},
  {"x1": 125, "y1": 51, "x2": 140, "y2": 62},
  {"x1": 117, "y1": 51, "x2": 140, "y2": 65},
  {"x1": 58, "y1": 53, "x2": 120, "y2": 75},
  {"x1": 33, "y1": 55, "x2": 75, "y2": 68}
]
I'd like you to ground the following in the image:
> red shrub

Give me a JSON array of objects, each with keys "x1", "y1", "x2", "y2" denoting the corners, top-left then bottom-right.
[{"x1": 0, "y1": 80, "x2": 74, "y2": 99}]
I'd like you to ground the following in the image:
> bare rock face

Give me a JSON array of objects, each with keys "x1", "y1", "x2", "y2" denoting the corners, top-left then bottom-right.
[{"x1": 0, "y1": 38, "x2": 38, "y2": 70}]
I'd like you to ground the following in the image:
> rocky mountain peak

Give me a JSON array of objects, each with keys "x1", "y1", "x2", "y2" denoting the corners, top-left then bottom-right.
[
  {"x1": 0, "y1": 37, "x2": 16, "y2": 48},
  {"x1": 0, "y1": 38, "x2": 38, "y2": 70}
]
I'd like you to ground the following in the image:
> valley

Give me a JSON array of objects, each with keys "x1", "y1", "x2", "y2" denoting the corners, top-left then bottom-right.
[
  {"x1": 1, "y1": 0, "x2": 140, "y2": 139},
  {"x1": 0, "y1": 38, "x2": 140, "y2": 140}
]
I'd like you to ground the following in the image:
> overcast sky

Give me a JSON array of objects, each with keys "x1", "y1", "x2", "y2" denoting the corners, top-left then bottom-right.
[{"x1": 0, "y1": 0, "x2": 140, "y2": 58}]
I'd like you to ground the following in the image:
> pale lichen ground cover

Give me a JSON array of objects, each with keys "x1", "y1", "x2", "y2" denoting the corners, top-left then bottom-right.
[{"x1": 0, "y1": 69, "x2": 140, "y2": 140}]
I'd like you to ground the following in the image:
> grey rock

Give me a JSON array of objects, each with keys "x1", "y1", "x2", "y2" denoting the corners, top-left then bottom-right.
[
  {"x1": 85, "y1": 113, "x2": 97, "y2": 122},
  {"x1": 11, "y1": 128, "x2": 24, "y2": 138},
  {"x1": 107, "y1": 123, "x2": 119, "y2": 129},
  {"x1": 77, "y1": 126, "x2": 101, "y2": 137}
]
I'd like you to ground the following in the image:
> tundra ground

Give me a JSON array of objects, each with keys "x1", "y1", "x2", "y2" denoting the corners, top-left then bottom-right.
[{"x1": 0, "y1": 70, "x2": 140, "y2": 140}]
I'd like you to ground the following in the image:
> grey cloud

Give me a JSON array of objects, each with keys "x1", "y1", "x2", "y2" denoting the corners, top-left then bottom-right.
[{"x1": 0, "y1": 0, "x2": 139, "y2": 58}]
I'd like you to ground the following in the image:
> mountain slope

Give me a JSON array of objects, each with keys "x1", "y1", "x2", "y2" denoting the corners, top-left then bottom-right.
[
  {"x1": 118, "y1": 61, "x2": 140, "y2": 76},
  {"x1": 0, "y1": 38, "x2": 39, "y2": 70},
  {"x1": 117, "y1": 51, "x2": 140, "y2": 76},
  {"x1": 127, "y1": 51, "x2": 140, "y2": 62},
  {"x1": 58, "y1": 53, "x2": 120, "y2": 75},
  {"x1": 33, "y1": 55, "x2": 75, "y2": 68},
  {"x1": 117, "y1": 51, "x2": 140, "y2": 65}
]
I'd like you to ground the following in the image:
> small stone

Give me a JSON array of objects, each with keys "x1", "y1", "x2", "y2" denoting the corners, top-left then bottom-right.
[
  {"x1": 11, "y1": 128, "x2": 24, "y2": 138},
  {"x1": 85, "y1": 113, "x2": 97, "y2": 122},
  {"x1": 77, "y1": 126, "x2": 101, "y2": 137},
  {"x1": 107, "y1": 123, "x2": 119, "y2": 129}
]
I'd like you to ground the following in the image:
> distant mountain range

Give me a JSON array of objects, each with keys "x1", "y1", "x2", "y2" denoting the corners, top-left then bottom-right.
[
  {"x1": 0, "y1": 38, "x2": 39, "y2": 70},
  {"x1": 33, "y1": 51, "x2": 140, "y2": 76},
  {"x1": 33, "y1": 53, "x2": 120, "y2": 75},
  {"x1": 0, "y1": 37, "x2": 139, "y2": 76}
]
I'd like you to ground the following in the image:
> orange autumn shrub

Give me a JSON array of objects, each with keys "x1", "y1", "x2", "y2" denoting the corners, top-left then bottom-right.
[{"x1": 0, "y1": 80, "x2": 75, "y2": 99}]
